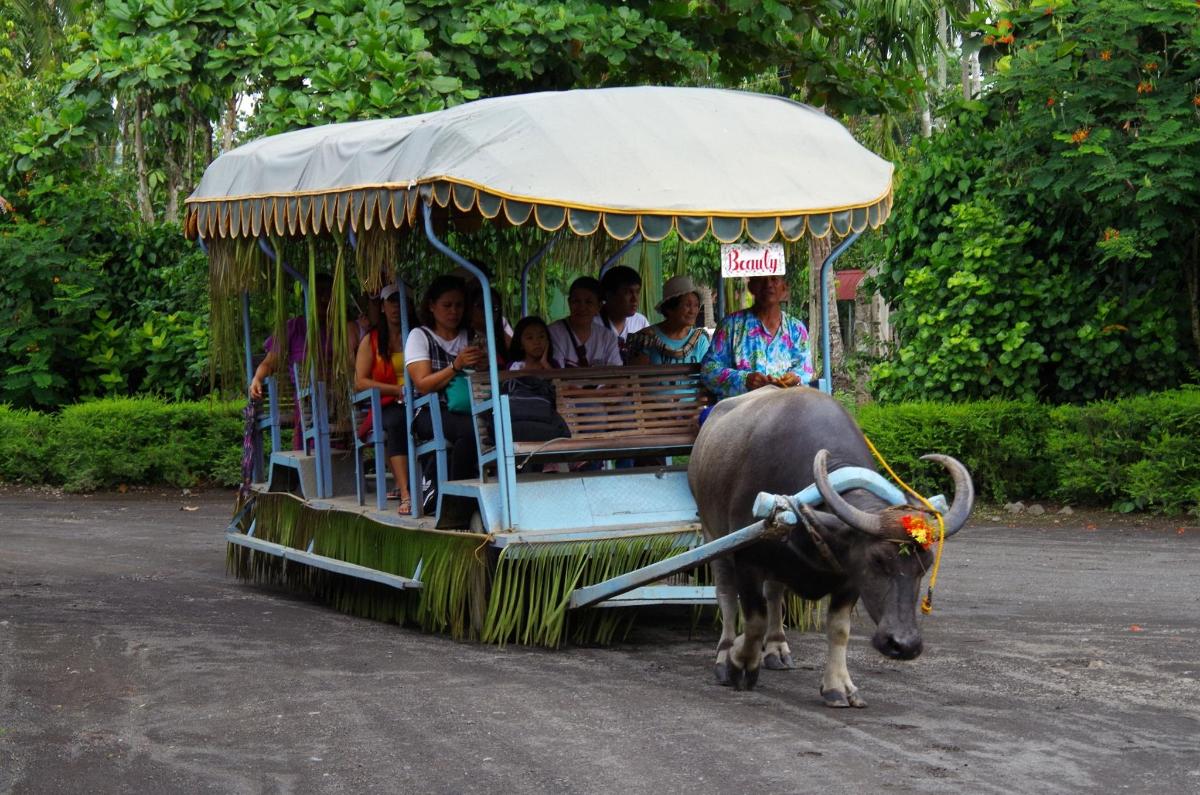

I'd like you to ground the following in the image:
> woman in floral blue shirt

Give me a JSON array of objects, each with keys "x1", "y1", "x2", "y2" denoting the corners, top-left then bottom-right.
[{"x1": 700, "y1": 275, "x2": 813, "y2": 399}]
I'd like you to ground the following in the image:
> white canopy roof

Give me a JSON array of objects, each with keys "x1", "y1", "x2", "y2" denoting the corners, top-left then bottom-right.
[{"x1": 186, "y1": 86, "x2": 893, "y2": 243}]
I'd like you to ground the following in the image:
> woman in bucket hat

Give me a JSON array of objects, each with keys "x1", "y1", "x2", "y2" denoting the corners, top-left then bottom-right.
[{"x1": 626, "y1": 274, "x2": 710, "y2": 365}]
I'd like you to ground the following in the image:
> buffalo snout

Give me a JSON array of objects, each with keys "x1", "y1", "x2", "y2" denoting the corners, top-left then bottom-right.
[{"x1": 872, "y1": 630, "x2": 923, "y2": 660}]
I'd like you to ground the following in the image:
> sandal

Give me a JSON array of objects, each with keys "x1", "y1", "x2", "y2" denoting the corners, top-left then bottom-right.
[
  {"x1": 397, "y1": 497, "x2": 412, "y2": 515},
  {"x1": 387, "y1": 489, "x2": 403, "y2": 500}
]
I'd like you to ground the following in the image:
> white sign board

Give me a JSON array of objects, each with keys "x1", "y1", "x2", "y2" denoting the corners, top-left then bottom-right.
[{"x1": 720, "y1": 243, "x2": 786, "y2": 277}]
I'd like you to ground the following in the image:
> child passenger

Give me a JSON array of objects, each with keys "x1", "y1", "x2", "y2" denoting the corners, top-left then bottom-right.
[{"x1": 508, "y1": 316, "x2": 559, "y2": 371}]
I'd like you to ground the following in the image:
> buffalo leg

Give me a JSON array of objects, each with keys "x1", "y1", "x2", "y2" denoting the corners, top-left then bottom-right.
[
  {"x1": 820, "y1": 597, "x2": 867, "y2": 708},
  {"x1": 761, "y1": 580, "x2": 795, "y2": 670},
  {"x1": 710, "y1": 555, "x2": 741, "y2": 687},
  {"x1": 729, "y1": 562, "x2": 767, "y2": 691}
]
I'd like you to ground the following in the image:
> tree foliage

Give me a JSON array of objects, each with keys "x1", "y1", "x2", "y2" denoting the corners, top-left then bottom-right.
[{"x1": 874, "y1": 0, "x2": 1200, "y2": 403}]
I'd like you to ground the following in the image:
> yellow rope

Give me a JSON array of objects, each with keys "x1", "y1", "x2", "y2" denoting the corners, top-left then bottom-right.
[{"x1": 862, "y1": 435, "x2": 945, "y2": 615}]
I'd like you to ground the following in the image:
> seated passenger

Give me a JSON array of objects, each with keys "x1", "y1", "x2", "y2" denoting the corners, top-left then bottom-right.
[
  {"x1": 627, "y1": 275, "x2": 711, "y2": 365},
  {"x1": 508, "y1": 316, "x2": 559, "y2": 371},
  {"x1": 466, "y1": 284, "x2": 512, "y2": 369},
  {"x1": 354, "y1": 283, "x2": 411, "y2": 514},
  {"x1": 248, "y1": 273, "x2": 355, "y2": 450},
  {"x1": 549, "y1": 276, "x2": 621, "y2": 368},
  {"x1": 597, "y1": 265, "x2": 650, "y2": 363},
  {"x1": 504, "y1": 316, "x2": 570, "y2": 448},
  {"x1": 404, "y1": 276, "x2": 483, "y2": 485},
  {"x1": 700, "y1": 274, "x2": 812, "y2": 399}
]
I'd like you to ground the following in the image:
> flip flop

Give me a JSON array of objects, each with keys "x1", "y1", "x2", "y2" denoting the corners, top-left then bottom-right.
[
  {"x1": 397, "y1": 497, "x2": 412, "y2": 515},
  {"x1": 387, "y1": 489, "x2": 403, "y2": 500}
]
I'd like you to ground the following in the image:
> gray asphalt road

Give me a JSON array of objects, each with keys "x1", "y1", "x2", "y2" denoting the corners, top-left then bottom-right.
[{"x1": 1, "y1": 492, "x2": 1198, "y2": 794}]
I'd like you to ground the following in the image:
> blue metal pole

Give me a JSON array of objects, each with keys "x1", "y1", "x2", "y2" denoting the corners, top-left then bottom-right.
[
  {"x1": 421, "y1": 203, "x2": 511, "y2": 529},
  {"x1": 569, "y1": 519, "x2": 772, "y2": 609},
  {"x1": 818, "y1": 231, "x2": 861, "y2": 394},
  {"x1": 519, "y1": 236, "x2": 560, "y2": 317},
  {"x1": 598, "y1": 232, "x2": 642, "y2": 277},
  {"x1": 398, "y1": 279, "x2": 421, "y2": 519},
  {"x1": 241, "y1": 292, "x2": 254, "y2": 391}
]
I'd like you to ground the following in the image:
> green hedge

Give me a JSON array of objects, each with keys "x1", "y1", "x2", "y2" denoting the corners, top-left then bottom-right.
[
  {"x1": 854, "y1": 387, "x2": 1200, "y2": 515},
  {"x1": 1, "y1": 390, "x2": 1197, "y2": 515},
  {"x1": 0, "y1": 397, "x2": 243, "y2": 492}
]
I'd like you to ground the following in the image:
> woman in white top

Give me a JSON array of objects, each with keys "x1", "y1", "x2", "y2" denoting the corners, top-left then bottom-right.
[
  {"x1": 404, "y1": 275, "x2": 483, "y2": 485},
  {"x1": 548, "y1": 276, "x2": 621, "y2": 368}
]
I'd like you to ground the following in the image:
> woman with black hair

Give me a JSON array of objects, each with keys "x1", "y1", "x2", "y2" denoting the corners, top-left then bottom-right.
[
  {"x1": 354, "y1": 283, "x2": 412, "y2": 513},
  {"x1": 548, "y1": 276, "x2": 621, "y2": 368},
  {"x1": 404, "y1": 275, "x2": 483, "y2": 488}
]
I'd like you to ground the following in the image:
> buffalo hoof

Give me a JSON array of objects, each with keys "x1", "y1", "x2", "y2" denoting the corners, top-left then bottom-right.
[
  {"x1": 731, "y1": 665, "x2": 760, "y2": 692},
  {"x1": 762, "y1": 652, "x2": 795, "y2": 671},
  {"x1": 714, "y1": 662, "x2": 734, "y2": 687},
  {"x1": 821, "y1": 688, "x2": 851, "y2": 708},
  {"x1": 821, "y1": 688, "x2": 867, "y2": 708}
]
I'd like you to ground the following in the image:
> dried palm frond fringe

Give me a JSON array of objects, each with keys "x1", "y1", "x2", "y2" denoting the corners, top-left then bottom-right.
[
  {"x1": 228, "y1": 493, "x2": 489, "y2": 637},
  {"x1": 230, "y1": 493, "x2": 826, "y2": 646}
]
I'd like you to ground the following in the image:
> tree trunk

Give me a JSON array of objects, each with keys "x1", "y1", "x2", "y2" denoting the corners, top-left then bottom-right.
[
  {"x1": 918, "y1": 65, "x2": 933, "y2": 138},
  {"x1": 937, "y1": 8, "x2": 948, "y2": 90},
  {"x1": 133, "y1": 95, "x2": 154, "y2": 224},
  {"x1": 1189, "y1": 229, "x2": 1200, "y2": 362},
  {"x1": 221, "y1": 94, "x2": 239, "y2": 152}
]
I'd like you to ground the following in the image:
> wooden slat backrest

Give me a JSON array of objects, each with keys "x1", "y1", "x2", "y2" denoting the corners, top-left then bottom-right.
[{"x1": 468, "y1": 364, "x2": 704, "y2": 443}]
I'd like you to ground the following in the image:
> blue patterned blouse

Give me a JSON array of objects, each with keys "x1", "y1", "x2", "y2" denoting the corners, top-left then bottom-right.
[{"x1": 700, "y1": 308, "x2": 813, "y2": 398}]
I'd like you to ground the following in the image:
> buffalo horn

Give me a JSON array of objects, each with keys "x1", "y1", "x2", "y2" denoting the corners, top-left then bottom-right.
[
  {"x1": 812, "y1": 449, "x2": 883, "y2": 535},
  {"x1": 920, "y1": 454, "x2": 975, "y2": 537}
]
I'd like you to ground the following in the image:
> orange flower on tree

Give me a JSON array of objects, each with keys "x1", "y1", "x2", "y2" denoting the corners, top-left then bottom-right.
[
  {"x1": 1144, "y1": 62, "x2": 1158, "y2": 72},
  {"x1": 997, "y1": 18, "x2": 1013, "y2": 32},
  {"x1": 1070, "y1": 128, "x2": 1090, "y2": 144},
  {"x1": 1099, "y1": 50, "x2": 1112, "y2": 61},
  {"x1": 1103, "y1": 228, "x2": 1120, "y2": 241},
  {"x1": 1137, "y1": 81, "x2": 1154, "y2": 94},
  {"x1": 999, "y1": 33, "x2": 1015, "y2": 45},
  {"x1": 1192, "y1": 95, "x2": 1200, "y2": 107},
  {"x1": 983, "y1": 34, "x2": 996, "y2": 45}
]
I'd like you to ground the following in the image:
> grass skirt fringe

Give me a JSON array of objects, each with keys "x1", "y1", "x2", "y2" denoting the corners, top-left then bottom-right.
[{"x1": 229, "y1": 494, "x2": 825, "y2": 647}]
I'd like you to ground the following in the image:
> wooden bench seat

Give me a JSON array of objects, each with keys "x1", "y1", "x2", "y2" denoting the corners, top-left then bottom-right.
[{"x1": 469, "y1": 364, "x2": 709, "y2": 462}]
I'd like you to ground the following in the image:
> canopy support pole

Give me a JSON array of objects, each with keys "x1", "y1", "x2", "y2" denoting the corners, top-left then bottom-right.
[
  {"x1": 599, "y1": 233, "x2": 642, "y2": 277},
  {"x1": 818, "y1": 231, "x2": 861, "y2": 394},
  {"x1": 421, "y1": 202, "x2": 513, "y2": 530},
  {"x1": 519, "y1": 236, "x2": 561, "y2": 317}
]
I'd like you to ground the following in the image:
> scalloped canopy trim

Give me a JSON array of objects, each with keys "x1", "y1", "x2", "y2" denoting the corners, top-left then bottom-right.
[{"x1": 186, "y1": 179, "x2": 892, "y2": 244}]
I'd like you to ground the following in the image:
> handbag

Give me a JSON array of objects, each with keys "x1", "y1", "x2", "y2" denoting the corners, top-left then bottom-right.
[
  {"x1": 494, "y1": 376, "x2": 571, "y2": 442},
  {"x1": 503, "y1": 376, "x2": 557, "y2": 422},
  {"x1": 445, "y1": 372, "x2": 472, "y2": 414}
]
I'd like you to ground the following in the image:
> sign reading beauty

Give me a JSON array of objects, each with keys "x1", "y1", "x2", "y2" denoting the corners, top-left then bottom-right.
[{"x1": 720, "y1": 243, "x2": 786, "y2": 277}]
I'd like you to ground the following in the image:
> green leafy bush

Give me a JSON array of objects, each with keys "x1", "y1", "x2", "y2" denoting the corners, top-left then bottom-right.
[
  {"x1": 1, "y1": 392, "x2": 1195, "y2": 517},
  {"x1": 49, "y1": 398, "x2": 242, "y2": 492},
  {"x1": 856, "y1": 399, "x2": 1054, "y2": 503},
  {"x1": 1047, "y1": 387, "x2": 1200, "y2": 514},
  {"x1": 876, "y1": 0, "x2": 1199, "y2": 403},
  {"x1": 0, "y1": 178, "x2": 211, "y2": 409},
  {"x1": 0, "y1": 405, "x2": 54, "y2": 483}
]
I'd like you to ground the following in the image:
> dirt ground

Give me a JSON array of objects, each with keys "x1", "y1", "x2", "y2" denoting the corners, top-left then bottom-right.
[{"x1": 1, "y1": 488, "x2": 1198, "y2": 794}]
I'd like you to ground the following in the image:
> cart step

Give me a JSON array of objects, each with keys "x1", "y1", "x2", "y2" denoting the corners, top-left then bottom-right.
[
  {"x1": 592, "y1": 585, "x2": 715, "y2": 608},
  {"x1": 226, "y1": 532, "x2": 423, "y2": 590}
]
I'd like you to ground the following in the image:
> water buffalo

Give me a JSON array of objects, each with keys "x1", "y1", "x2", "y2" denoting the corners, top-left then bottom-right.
[{"x1": 687, "y1": 386, "x2": 973, "y2": 705}]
